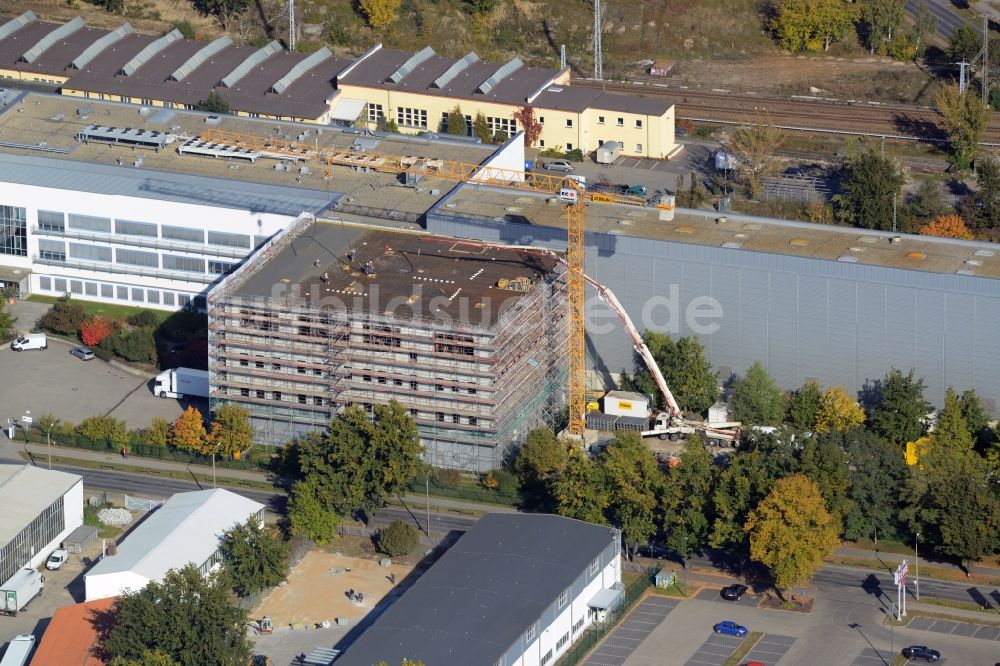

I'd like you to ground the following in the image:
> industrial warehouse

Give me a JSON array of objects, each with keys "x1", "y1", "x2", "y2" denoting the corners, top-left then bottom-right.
[{"x1": 207, "y1": 218, "x2": 568, "y2": 469}]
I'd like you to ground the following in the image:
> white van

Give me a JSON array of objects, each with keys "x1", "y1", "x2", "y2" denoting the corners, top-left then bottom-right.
[
  {"x1": 0, "y1": 635, "x2": 35, "y2": 666},
  {"x1": 11, "y1": 333, "x2": 47, "y2": 351}
]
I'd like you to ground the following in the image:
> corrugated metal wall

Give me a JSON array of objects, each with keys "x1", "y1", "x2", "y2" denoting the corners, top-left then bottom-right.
[{"x1": 428, "y1": 213, "x2": 1000, "y2": 413}]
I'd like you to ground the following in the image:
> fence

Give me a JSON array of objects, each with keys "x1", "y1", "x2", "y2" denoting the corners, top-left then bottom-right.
[
  {"x1": 124, "y1": 495, "x2": 161, "y2": 512},
  {"x1": 405, "y1": 478, "x2": 519, "y2": 507},
  {"x1": 554, "y1": 567, "x2": 656, "y2": 666}
]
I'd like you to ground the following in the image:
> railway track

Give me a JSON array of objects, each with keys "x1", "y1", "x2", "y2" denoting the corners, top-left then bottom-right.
[{"x1": 576, "y1": 78, "x2": 1000, "y2": 143}]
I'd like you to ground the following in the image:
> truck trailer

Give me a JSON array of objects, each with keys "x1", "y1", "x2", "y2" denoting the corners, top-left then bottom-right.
[
  {"x1": 0, "y1": 635, "x2": 35, "y2": 666},
  {"x1": 0, "y1": 569, "x2": 44, "y2": 616},
  {"x1": 153, "y1": 368, "x2": 209, "y2": 399}
]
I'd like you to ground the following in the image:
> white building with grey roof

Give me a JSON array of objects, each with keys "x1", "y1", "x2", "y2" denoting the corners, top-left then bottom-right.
[
  {"x1": 83, "y1": 488, "x2": 264, "y2": 601},
  {"x1": 0, "y1": 464, "x2": 83, "y2": 587},
  {"x1": 336, "y1": 513, "x2": 623, "y2": 666}
]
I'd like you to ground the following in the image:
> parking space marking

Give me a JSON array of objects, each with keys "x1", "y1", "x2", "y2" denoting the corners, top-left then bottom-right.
[
  {"x1": 694, "y1": 587, "x2": 758, "y2": 608},
  {"x1": 684, "y1": 633, "x2": 744, "y2": 666},
  {"x1": 851, "y1": 647, "x2": 888, "y2": 665},
  {"x1": 972, "y1": 625, "x2": 1000, "y2": 640},
  {"x1": 908, "y1": 616, "x2": 1000, "y2": 642},
  {"x1": 908, "y1": 617, "x2": 935, "y2": 630},
  {"x1": 742, "y1": 634, "x2": 796, "y2": 664},
  {"x1": 582, "y1": 597, "x2": 678, "y2": 666},
  {"x1": 950, "y1": 622, "x2": 979, "y2": 637},
  {"x1": 649, "y1": 161, "x2": 661, "y2": 171},
  {"x1": 928, "y1": 619, "x2": 959, "y2": 634}
]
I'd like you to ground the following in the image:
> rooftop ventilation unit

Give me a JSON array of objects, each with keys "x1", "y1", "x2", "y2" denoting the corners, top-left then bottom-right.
[
  {"x1": 0, "y1": 11, "x2": 37, "y2": 43},
  {"x1": 476, "y1": 57, "x2": 523, "y2": 95},
  {"x1": 120, "y1": 29, "x2": 181, "y2": 76},
  {"x1": 388, "y1": 46, "x2": 434, "y2": 84},
  {"x1": 220, "y1": 41, "x2": 281, "y2": 88},
  {"x1": 77, "y1": 125, "x2": 176, "y2": 150},
  {"x1": 170, "y1": 35, "x2": 232, "y2": 82},
  {"x1": 432, "y1": 52, "x2": 478, "y2": 89},
  {"x1": 22, "y1": 17, "x2": 84, "y2": 64},
  {"x1": 270, "y1": 47, "x2": 332, "y2": 94},
  {"x1": 72, "y1": 23, "x2": 133, "y2": 70}
]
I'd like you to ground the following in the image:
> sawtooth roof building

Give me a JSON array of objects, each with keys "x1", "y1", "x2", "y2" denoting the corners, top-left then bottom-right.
[
  {"x1": 336, "y1": 513, "x2": 623, "y2": 666},
  {"x1": 0, "y1": 12, "x2": 679, "y2": 158}
]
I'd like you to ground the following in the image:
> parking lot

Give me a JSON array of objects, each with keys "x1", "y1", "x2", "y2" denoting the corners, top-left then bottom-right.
[
  {"x1": 583, "y1": 597, "x2": 677, "y2": 666},
  {"x1": 0, "y1": 334, "x2": 188, "y2": 430}
]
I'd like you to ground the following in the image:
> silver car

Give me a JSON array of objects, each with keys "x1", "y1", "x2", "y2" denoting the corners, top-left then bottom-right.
[
  {"x1": 70, "y1": 346, "x2": 95, "y2": 361},
  {"x1": 544, "y1": 160, "x2": 573, "y2": 172}
]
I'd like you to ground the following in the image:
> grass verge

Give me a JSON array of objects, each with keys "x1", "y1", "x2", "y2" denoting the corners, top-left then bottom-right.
[
  {"x1": 27, "y1": 294, "x2": 170, "y2": 324},
  {"x1": 829, "y1": 555, "x2": 1000, "y2": 587},
  {"x1": 26, "y1": 452, "x2": 275, "y2": 492},
  {"x1": 914, "y1": 598, "x2": 1000, "y2": 620},
  {"x1": 722, "y1": 631, "x2": 762, "y2": 666}
]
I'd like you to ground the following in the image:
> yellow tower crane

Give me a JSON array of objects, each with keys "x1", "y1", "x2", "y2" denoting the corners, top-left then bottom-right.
[{"x1": 191, "y1": 128, "x2": 674, "y2": 436}]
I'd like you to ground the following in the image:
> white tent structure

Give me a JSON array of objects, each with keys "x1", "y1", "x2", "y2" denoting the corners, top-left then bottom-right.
[{"x1": 84, "y1": 488, "x2": 264, "y2": 601}]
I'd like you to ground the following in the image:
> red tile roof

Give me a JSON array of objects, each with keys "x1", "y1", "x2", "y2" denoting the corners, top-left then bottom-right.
[{"x1": 31, "y1": 596, "x2": 116, "y2": 666}]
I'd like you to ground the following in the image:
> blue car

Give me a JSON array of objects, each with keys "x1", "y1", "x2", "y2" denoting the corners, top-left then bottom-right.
[{"x1": 713, "y1": 620, "x2": 748, "y2": 637}]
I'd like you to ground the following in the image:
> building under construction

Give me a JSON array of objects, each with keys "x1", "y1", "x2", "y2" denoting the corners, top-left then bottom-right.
[{"x1": 206, "y1": 216, "x2": 568, "y2": 471}]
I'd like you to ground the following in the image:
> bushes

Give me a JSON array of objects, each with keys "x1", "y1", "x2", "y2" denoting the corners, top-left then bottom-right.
[
  {"x1": 38, "y1": 295, "x2": 86, "y2": 336},
  {"x1": 100, "y1": 328, "x2": 156, "y2": 364},
  {"x1": 128, "y1": 309, "x2": 160, "y2": 328},
  {"x1": 80, "y1": 316, "x2": 116, "y2": 346},
  {"x1": 78, "y1": 415, "x2": 130, "y2": 449},
  {"x1": 376, "y1": 520, "x2": 419, "y2": 556},
  {"x1": 433, "y1": 468, "x2": 462, "y2": 488}
]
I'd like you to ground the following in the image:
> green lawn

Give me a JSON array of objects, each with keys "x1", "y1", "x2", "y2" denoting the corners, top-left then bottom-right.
[{"x1": 28, "y1": 295, "x2": 170, "y2": 324}]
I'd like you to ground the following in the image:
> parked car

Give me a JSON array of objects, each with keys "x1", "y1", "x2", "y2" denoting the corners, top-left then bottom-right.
[
  {"x1": 720, "y1": 584, "x2": 748, "y2": 601},
  {"x1": 45, "y1": 549, "x2": 69, "y2": 570},
  {"x1": 625, "y1": 184, "x2": 647, "y2": 197},
  {"x1": 901, "y1": 646, "x2": 941, "y2": 662},
  {"x1": 543, "y1": 160, "x2": 573, "y2": 172},
  {"x1": 713, "y1": 620, "x2": 748, "y2": 637},
  {"x1": 69, "y1": 346, "x2": 94, "y2": 361}
]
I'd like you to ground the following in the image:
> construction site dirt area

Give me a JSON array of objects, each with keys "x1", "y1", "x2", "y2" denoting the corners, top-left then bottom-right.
[{"x1": 254, "y1": 551, "x2": 413, "y2": 628}]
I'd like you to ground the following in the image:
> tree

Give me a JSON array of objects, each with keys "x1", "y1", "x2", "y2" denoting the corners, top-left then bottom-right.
[
  {"x1": 220, "y1": 516, "x2": 289, "y2": 598},
  {"x1": 446, "y1": 105, "x2": 467, "y2": 136},
  {"x1": 661, "y1": 433, "x2": 717, "y2": 559},
  {"x1": 859, "y1": 0, "x2": 905, "y2": 55},
  {"x1": 169, "y1": 406, "x2": 207, "y2": 451},
  {"x1": 831, "y1": 428, "x2": 909, "y2": 542},
  {"x1": 287, "y1": 475, "x2": 338, "y2": 544},
  {"x1": 906, "y1": 179, "x2": 946, "y2": 223},
  {"x1": 936, "y1": 84, "x2": 991, "y2": 170},
  {"x1": 38, "y1": 295, "x2": 86, "y2": 336},
  {"x1": 515, "y1": 428, "x2": 569, "y2": 511},
  {"x1": 102, "y1": 564, "x2": 252, "y2": 666},
  {"x1": 771, "y1": 0, "x2": 856, "y2": 52},
  {"x1": 377, "y1": 116, "x2": 399, "y2": 133},
  {"x1": 376, "y1": 519, "x2": 419, "y2": 556},
  {"x1": 787, "y1": 380, "x2": 821, "y2": 431},
  {"x1": 513, "y1": 106, "x2": 543, "y2": 147},
  {"x1": 143, "y1": 417, "x2": 172, "y2": 447},
  {"x1": 833, "y1": 146, "x2": 903, "y2": 230},
  {"x1": 78, "y1": 415, "x2": 129, "y2": 449},
  {"x1": 462, "y1": 0, "x2": 496, "y2": 14},
  {"x1": 920, "y1": 213, "x2": 973, "y2": 239},
  {"x1": 725, "y1": 120, "x2": 782, "y2": 198},
  {"x1": 209, "y1": 404, "x2": 254, "y2": 456},
  {"x1": 948, "y1": 24, "x2": 981, "y2": 64},
  {"x1": 931, "y1": 387, "x2": 973, "y2": 452},
  {"x1": 866, "y1": 368, "x2": 930, "y2": 446},
  {"x1": 101, "y1": 328, "x2": 156, "y2": 364},
  {"x1": 191, "y1": 0, "x2": 251, "y2": 31},
  {"x1": 111, "y1": 651, "x2": 179, "y2": 666},
  {"x1": 814, "y1": 386, "x2": 864, "y2": 434},
  {"x1": 797, "y1": 435, "x2": 851, "y2": 528},
  {"x1": 911, "y1": 0, "x2": 937, "y2": 56},
  {"x1": 902, "y1": 445, "x2": 1000, "y2": 569},
  {"x1": 359, "y1": 0, "x2": 401, "y2": 29},
  {"x1": 600, "y1": 432, "x2": 664, "y2": 558},
  {"x1": 472, "y1": 112, "x2": 491, "y2": 144},
  {"x1": 973, "y1": 157, "x2": 1000, "y2": 232},
  {"x1": 624, "y1": 333, "x2": 718, "y2": 414},
  {"x1": 294, "y1": 402, "x2": 423, "y2": 519},
  {"x1": 553, "y1": 448, "x2": 608, "y2": 525},
  {"x1": 958, "y1": 389, "x2": 993, "y2": 451},
  {"x1": 710, "y1": 448, "x2": 778, "y2": 555},
  {"x1": 745, "y1": 474, "x2": 840, "y2": 597},
  {"x1": 0, "y1": 299, "x2": 16, "y2": 342},
  {"x1": 80, "y1": 315, "x2": 115, "y2": 346},
  {"x1": 196, "y1": 91, "x2": 231, "y2": 114},
  {"x1": 728, "y1": 361, "x2": 785, "y2": 426}
]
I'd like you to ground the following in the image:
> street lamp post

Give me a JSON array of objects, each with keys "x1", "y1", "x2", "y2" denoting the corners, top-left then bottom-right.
[
  {"x1": 915, "y1": 532, "x2": 920, "y2": 601},
  {"x1": 211, "y1": 442, "x2": 222, "y2": 488}
]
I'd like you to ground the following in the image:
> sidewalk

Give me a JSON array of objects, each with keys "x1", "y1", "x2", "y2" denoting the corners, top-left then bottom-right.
[
  {"x1": 18, "y1": 441, "x2": 517, "y2": 514},
  {"x1": 834, "y1": 545, "x2": 1000, "y2": 579}
]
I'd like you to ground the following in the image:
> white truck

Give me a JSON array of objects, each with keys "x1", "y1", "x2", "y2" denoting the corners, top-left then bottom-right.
[
  {"x1": 0, "y1": 569, "x2": 44, "y2": 617},
  {"x1": 153, "y1": 367, "x2": 209, "y2": 399},
  {"x1": 0, "y1": 635, "x2": 35, "y2": 666},
  {"x1": 10, "y1": 333, "x2": 46, "y2": 351}
]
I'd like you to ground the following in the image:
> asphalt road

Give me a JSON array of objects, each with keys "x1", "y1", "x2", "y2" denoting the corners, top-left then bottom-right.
[{"x1": 908, "y1": 0, "x2": 968, "y2": 40}]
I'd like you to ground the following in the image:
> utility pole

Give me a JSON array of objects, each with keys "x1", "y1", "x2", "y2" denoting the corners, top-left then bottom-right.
[
  {"x1": 958, "y1": 61, "x2": 969, "y2": 95},
  {"x1": 983, "y1": 15, "x2": 989, "y2": 107},
  {"x1": 892, "y1": 192, "x2": 897, "y2": 234},
  {"x1": 560, "y1": 44, "x2": 567, "y2": 71},
  {"x1": 288, "y1": 0, "x2": 296, "y2": 52},
  {"x1": 593, "y1": 0, "x2": 602, "y2": 80}
]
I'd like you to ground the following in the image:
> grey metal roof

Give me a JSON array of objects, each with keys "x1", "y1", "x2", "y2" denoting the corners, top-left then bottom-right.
[
  {"x1": 0, "y1": 152, "x2": 335, "y2": 216},
  {"x1": 337, "y1": 513, "x2": 615, "y2": 666},
  {"x1": 220, "y1": 40, "x2": 281, "y2": 88},
  {"x1": 0, "y1": 11, "x2": 36, "y2": 44},
  {"x1": 0, "y1": 464, "x2": 82, "y2": 545},
  {"x1": 269, "y1": 46, "x2": 331, "y2": 94},
  {"x1": 388, "y1": 46, "x2": 434, "y2": 83},
  {"x1": 72, "y1": 23, "x2": 133, "y2": 70},
  {"x1": 21, "y1": 16, "x2": 83, "y2": 64},
  {"x1": 120, "y1": 28, "x2": 180, "y2": 76},
  {"x1": 433, "y1": 52, "x2": 478, "y2": 89},
  {"x1": 169, "y1": 35, "x2": 231, "y2": 82}
]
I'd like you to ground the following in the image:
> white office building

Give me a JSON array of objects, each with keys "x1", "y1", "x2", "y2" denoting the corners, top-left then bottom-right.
[
  {"x1": 84, "y1": 488, "x2": 264, "y2": 601},
  {"x1": 0, "y1": 464, "x2": 83, "y2": 587}
]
